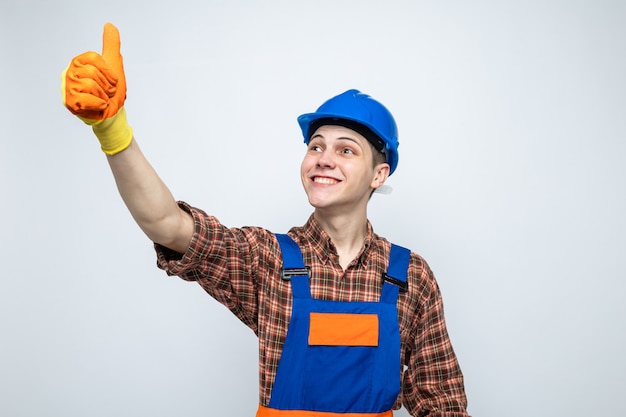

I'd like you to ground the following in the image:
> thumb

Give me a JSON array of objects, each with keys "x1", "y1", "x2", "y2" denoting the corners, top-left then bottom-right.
[
  {"x1": 101, "y1": 23, "x2": 122, "y2": 73},
  {"x1": 100, "y1": 22, "x2": 127, "y2": 115}
]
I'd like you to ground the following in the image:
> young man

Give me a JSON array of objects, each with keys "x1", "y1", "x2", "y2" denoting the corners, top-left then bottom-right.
[{"x1": 62, "y1": 23, "x2": 470, "y2": 417}]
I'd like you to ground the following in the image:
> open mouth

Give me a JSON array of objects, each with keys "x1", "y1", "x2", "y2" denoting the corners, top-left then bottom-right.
[{"x1": 312, "y1": 176, "x2": 339, "y2": 185}]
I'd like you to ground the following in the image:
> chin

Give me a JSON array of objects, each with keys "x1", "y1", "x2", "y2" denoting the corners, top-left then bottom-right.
[{"x1": 307, "y1": 195, "x2": 332, "y2": 210}]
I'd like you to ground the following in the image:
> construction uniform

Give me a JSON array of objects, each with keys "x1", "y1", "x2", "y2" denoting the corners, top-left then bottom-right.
[{"x1": 257, "y1": 234, "x2": 410, "y2": 417}]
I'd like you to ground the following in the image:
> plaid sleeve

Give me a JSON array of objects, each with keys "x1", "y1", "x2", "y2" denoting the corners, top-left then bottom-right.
[
  {"x1": 154, "y1": 201, "x2": 271, "y2": 334},
  {"x1": 401, "y1": 258, "x2": 470, "y2": 417}
]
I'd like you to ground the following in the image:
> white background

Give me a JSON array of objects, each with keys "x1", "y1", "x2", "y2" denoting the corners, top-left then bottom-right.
[{"x1": 1, "y1": 1, "x2": 625, "y2": 416}]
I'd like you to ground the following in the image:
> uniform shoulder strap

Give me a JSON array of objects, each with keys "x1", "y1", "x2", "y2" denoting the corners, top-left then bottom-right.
[
  {"x1": 275, "y1": 233, "x2": 311, "y2": 298},
  {"x1": 276, "y1": 234, "x2": 305, "y2": 270},
  {"x1": 381, "y1": 243, "x2": 411, "y2": 303},
  {"x1": 385, "y1": 243, "x2": 411, "y2": 290}
]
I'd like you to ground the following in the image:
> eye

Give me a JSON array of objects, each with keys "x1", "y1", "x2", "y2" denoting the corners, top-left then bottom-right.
[{"x1": 308, "y1": 139, "x2": 324, "y2": 152}]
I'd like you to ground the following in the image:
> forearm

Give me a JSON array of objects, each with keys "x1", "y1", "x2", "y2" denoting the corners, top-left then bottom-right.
[{"x1": 106, "y1": 138, "x2": 193, "y2": 253}]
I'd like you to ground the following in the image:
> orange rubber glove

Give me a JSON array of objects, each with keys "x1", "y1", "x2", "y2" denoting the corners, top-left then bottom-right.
[{"x1": 62, "y1": 23, "x2": 133, "y2": 155}]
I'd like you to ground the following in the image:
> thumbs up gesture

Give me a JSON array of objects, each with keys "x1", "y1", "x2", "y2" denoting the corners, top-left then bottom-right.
[{"x1": 62, "y1": 23, "x2": 133, "y2": 155}]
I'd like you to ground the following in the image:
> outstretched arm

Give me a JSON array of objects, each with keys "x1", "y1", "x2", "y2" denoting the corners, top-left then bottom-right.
[{"x1": 62, "y1": 23, "x2": 193, "y2": 254}]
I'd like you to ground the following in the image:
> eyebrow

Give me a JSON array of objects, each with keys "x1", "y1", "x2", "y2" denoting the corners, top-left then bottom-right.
[{"x1": 310, "y1": 134, "x2": 364, "y2": 147}]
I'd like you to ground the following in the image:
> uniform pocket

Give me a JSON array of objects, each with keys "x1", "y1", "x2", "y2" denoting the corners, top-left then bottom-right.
[{"x1": 309, "y1": 312, "x2": 379, "y2": 346}]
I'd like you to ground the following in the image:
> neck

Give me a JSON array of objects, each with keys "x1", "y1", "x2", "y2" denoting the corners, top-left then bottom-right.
[{"x1": 314, "y1": 208, "x2": 369, "y2": 270}]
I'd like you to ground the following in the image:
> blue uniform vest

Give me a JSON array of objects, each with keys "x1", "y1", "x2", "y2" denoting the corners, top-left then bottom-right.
[{"x1": 258, "y1": 234, "x2": 410, "y2": 417}]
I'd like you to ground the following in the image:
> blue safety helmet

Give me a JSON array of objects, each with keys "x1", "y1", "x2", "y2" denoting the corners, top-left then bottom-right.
[{"x1": 297, "y1": 89, "x2": 400, "y2": 175}]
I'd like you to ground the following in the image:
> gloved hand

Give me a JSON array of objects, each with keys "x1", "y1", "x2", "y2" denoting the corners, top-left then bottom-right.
[{"x1": 62, "y1": 23, "x2": 133, "y2": 155}]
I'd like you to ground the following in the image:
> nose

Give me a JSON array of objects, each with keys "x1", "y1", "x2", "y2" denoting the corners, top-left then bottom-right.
[{"x1": 316, "y1": 148, "x2": 336, "y2": 168}]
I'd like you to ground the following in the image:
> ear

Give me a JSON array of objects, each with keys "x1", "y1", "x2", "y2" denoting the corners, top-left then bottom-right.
[{"x1": 370, "y1": 163, "x2": 390, "y2": 190}]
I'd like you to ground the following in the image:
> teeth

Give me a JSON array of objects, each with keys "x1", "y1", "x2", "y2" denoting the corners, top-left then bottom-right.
[{"x1": 314, "y1": 177, "x2": 338, "y2": 185}]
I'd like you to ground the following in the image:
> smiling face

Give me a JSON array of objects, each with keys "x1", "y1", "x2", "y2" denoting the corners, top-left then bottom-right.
[{"x1": 300, "y1": 124, "x2": 390, "y2": 216}]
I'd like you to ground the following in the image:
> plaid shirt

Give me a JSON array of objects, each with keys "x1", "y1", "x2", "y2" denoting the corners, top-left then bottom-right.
[{"x1": 156, "y1": 202, "x2": 469, "y2": 417}]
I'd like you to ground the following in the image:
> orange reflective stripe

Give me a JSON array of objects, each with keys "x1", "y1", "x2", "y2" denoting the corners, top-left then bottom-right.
[
  {"x1": 308, "y1": 313, "x2": 379, "y2": 346},
  {"x1": 256, "y1": 405, "x2": 392, "y2": 417}
]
